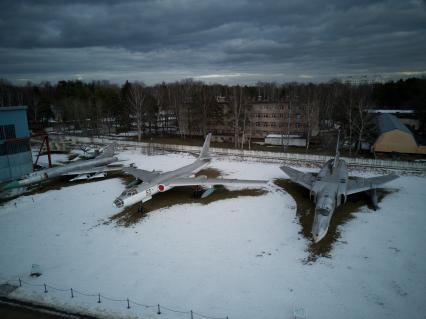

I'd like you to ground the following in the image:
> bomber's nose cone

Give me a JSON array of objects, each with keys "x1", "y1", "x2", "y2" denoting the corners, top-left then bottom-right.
[{"x1": 113, "y1": 198, "x2": 124, "y2": 208}]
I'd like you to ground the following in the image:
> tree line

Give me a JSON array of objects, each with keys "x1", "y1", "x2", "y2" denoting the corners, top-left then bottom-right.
[{"x1": 1, "y1": 77, "x2": 425, "y2": 152}]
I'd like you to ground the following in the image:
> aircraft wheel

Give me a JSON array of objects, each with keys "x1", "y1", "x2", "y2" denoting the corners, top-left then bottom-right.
[
  {"x1": 193, "y1": 186, "x2": 204, "y2": 198},
  {"x1": 138, "y1": 205, "x2": 144, "y2": 213}
]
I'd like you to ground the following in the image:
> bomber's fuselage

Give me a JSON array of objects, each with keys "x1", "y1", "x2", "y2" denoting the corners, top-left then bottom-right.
[{"x1": 113, "y1": 158, "x2": 210, "y2": 208}]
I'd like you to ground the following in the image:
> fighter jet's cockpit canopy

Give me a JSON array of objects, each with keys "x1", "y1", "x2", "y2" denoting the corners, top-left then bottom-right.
[{"x1": 316, "y1": 208, "x2": 330, "y2": 216}]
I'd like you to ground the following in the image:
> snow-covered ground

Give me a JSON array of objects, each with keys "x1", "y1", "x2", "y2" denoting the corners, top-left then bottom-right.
[{"x1": 0, "y1": 150, "x2": 425, "y2": 319}]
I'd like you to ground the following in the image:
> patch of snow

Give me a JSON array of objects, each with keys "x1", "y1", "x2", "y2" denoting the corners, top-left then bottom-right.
[{"x1": 0, "y1": 151, "x2": 425, "y2": 319}]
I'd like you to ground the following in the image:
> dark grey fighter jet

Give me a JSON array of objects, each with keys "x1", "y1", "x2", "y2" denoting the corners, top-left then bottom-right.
[
  {"x1": 1, "y1": 143, "x2": 121, "y2": 192},
  {"x1": 280, "y1": 134, "x2": 398, "y2": 243}
]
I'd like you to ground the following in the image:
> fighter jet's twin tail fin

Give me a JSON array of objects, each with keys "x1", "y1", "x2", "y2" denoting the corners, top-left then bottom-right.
[
  {"x1": 332, "y1": 129, "x2": 341, "y2": 170},
  {"x1": 199, "y1": 133, "x2": 212, "y2": 160}
]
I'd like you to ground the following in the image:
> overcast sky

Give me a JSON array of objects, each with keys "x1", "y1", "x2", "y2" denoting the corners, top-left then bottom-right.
[{"x1": 1, "y1": 0, "x2": 426, "y2": 85}]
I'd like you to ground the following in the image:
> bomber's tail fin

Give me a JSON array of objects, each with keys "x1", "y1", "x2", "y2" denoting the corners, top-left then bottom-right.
[
  {"x1": 97, "y1": 143, "x2": 116, "y2": 159},
  {"x1": 199, "y1": 133, "x2": 212, "y2": 159}
]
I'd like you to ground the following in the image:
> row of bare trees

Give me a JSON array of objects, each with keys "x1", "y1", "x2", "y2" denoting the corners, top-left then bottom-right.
[{"x1": 1, "y1": 78, "x2": 424, "y2": 152}]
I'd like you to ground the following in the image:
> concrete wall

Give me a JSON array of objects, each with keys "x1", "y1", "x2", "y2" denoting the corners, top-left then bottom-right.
[
  {"x1": 265, "y1": 136, "x2": 307, "y2": 147},
  {"x1": 49, "y1": 134, "x2": 426, "y2": 172}
]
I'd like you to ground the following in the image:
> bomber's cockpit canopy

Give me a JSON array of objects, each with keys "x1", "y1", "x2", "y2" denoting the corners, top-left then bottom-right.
[{"x1": 120, "y1": 188, "x2": 138, "y2": 198}]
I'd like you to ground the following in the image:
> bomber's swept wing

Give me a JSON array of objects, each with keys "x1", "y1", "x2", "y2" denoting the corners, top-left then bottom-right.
[
  {"x1": 61, "y1": 166, "x2": 122, "y2": 176},
  {"x1": 346, "y1": 174, "x2": 398, "y2": 195},
  {"x1": 167, "y1": 176, "x2": 267, "y2": 187},
  {"x1": 280, "y1": 165, "x2": 315, "y2": 190},
  {"x1": 123, "y1": 166, "x2": 160, "y2": 183}
]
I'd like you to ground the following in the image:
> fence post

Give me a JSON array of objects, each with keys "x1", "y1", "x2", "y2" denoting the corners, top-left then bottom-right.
[
  {"x1": 98, "y1": 293, "x2": 101, "y2": 303},
  {"x1": 190, "y1": 310, "x2": 193, "y2": 319},
  {"x1": 127, "y1": 298, "x2": 130, "y2": 309},
  {"x1": 18, "y1": 278, "x2": 21, "y2": 287},
  {"x1": 157, "y1": 304, "x2": 161, "y2": 315},
  {"x1": 44, "y1": 284, "x2": 48, "y2": 293},
  {"x1": 70, "y1": 288, "x2": 74, "y2": 298}
]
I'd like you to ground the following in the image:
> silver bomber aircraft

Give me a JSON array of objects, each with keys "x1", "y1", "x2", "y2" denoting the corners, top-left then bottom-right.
[
  {"x1": 280, "y1": 133, "x2": 398, "y2": 243},
  {"x1": 113, "y1": 133, "x2": 267, "y2": 210},
  {"x1": 1, "y1": 143, "x2": 121, "y2": 192}
]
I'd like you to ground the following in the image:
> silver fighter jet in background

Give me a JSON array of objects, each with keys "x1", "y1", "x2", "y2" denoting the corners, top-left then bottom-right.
[
  {"x1": 113, "y1": 133, "x2": 267, "y2": 210},
  {"x1": 280, "y1": 133, "x2": 398, "y2": 243},
  {"x1": 1, "y1": 143, "x2": 121, "y2": 192}
]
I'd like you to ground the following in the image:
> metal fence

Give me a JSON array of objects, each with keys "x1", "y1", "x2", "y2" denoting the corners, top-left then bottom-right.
[
  {"x1": 0, "y1": 276, "x2": 229, "y2": 319},
  {"x1": 48, "y1": 134, "x2": 426, "y2": 172}
]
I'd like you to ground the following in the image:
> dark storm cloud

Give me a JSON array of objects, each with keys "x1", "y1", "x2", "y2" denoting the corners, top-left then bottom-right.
[{"x1": 0, "y1": 0, "x2": 425, "y2": 84}]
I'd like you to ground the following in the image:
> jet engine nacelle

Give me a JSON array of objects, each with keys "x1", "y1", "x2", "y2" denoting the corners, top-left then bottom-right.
[
  {"x1": 336, "y1": 192, "x2": 347, "y2": 206},
  {"x1": 201, "y1": 186, "x2": 215, "y2": 198}
]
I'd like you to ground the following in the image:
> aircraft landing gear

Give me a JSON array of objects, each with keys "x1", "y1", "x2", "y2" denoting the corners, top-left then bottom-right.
[
  {"x1": 193, "y1": 185, "x2": 204, "y2": 198},
  {"x1": 137, "y1": 204, "x2": 144, "y2": 213},
  {"x1": 368, "y1": 188, "x2": 379, "y2": 210}
]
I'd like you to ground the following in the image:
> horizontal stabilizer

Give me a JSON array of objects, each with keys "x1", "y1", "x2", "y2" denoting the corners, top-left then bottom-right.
[
  {"x1": 97, "y1": 143, "x2": 117, "y2": 159},
  {"x1": 123, "y1": 166, "x2": 159, "y2": 183}
]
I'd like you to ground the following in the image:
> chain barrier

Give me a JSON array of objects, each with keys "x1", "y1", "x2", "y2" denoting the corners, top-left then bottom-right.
[{"x1": 0, "y1": 276, "x2": 228, "y2": 319}]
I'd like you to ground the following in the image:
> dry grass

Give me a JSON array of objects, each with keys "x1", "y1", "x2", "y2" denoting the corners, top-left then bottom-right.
[
  {"x1": 108, "y1": 168, "x2": 267, "y2": 227},
  {"x1": 274, "y1": 178, "x2": 396, "y2": 263}
]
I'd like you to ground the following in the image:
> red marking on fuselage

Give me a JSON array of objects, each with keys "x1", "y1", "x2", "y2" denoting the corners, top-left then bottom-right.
[{"x1": 158, "y1": 184, "x2": 165, "y2": 192}]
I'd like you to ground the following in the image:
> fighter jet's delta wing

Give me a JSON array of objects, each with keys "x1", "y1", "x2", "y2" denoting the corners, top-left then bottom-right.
[
  {"x1": 280, "y1": 130, "x2": 399, "y2": 243},
  {"x1": 346, "y1": 174, "x2": 399, "y2": 195},
  {"x1": 279, "y1": 165, "x2": 315, "y2": 190},
  {"x1": 113, "y1": 133, "x2": 268, "y2": 210}
]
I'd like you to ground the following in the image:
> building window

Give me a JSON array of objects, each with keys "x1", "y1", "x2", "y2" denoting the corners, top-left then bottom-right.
[
  {"x1": 0, "y1": 126, "x2": 4, "y2": 140},
  {"x1": 3, "y1": 125, "x2": 16, "y2": 139},
  {"x1": 263, "y1": 122, "x2": 268, "y2": 127},
  {"x1": 255, "y1": 122, "x2": 260, "y2": 126},
  {"x1": 1, "y1": 139, "x2": 30, "y2": 155},
  {"x1": 263, "y1": 114, "x2": 269, "y2": 118}
]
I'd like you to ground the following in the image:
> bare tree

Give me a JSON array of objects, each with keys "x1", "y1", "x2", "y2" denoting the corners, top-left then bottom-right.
[
  {"x1": 127, "y1": 82, "x2": 146, "y2": 142},
  {"x1": 231, "y1": 86, "x2": 245, "y2": 148}
]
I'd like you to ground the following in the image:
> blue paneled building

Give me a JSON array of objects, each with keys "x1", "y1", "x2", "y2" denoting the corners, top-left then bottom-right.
[{"x1": 0, "y1": 106, "x2": 33, "y2": 182}]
